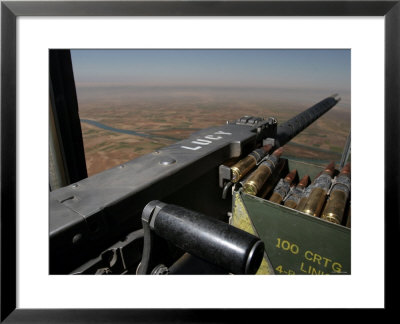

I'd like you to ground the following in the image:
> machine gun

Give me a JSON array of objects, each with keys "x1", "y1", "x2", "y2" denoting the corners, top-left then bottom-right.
[{"x1": 50, "y1": 93, "x2": 341, "y2": 275}]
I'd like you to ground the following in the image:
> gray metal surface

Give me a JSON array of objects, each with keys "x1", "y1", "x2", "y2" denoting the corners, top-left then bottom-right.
[
  {"x1": 50, "y1": 122, "x2": 260, "y2": 272},
  {"x1": 50, "y1": 123, "x2": 257, "y2": 230}
]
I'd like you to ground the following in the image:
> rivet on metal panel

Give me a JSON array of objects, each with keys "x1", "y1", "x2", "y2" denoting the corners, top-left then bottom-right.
[
  {"x1": 159, "y1": 158, "x2": 176, "y2": 166},
  {"x1": 72, "y1": 233, "x2": 82, "y2": 245}
]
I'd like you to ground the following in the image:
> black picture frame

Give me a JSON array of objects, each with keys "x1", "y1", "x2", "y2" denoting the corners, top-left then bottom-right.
[{"x1": 1, "y1": 0, "x2": 398, "y2": 321}]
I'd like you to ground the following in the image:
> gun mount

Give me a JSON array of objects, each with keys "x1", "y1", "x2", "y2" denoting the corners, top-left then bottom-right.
[{"x1": 50, "y1": 94, "x2": 341, "y2": 274}]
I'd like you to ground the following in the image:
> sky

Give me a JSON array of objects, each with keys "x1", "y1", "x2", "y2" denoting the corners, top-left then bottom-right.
[{"x1": 70, "y1": 49, "x2": 351, "y2": 93}]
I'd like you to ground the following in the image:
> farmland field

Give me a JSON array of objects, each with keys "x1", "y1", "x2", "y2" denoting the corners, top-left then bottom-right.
[{"x1": 76, "y1": 86, "x2": 351, "y2": 176}]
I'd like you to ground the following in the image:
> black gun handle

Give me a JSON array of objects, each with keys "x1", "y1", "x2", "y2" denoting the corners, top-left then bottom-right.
[{"x1": 138, "y1": 200, "x2": 264, "y2": 275}]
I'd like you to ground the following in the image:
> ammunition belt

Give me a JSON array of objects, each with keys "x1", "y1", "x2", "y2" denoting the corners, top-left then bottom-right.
[
  {"x1": 313, "y1": 174, "x2": 332, "y2": 191},
  {"x1": 330, "y1": 175, "x2": 351, "y2": 196},
  {"x1": 285, "y1": 186, "x2": 305, "y2": 204},
  {"x1": 261, "y1": 154, "x2": 279, "y2": 172},
  {"x1": 249, "y1": 147, "x2": 267, "y2": 162},
  {"x1": 272, "y1": 179, "x2": 291, "y2": 199},
  {"x1": 300, "y1": 183, "x2": 315, "y2": 199}
]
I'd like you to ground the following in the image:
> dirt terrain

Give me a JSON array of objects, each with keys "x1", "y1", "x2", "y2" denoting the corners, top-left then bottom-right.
[{"x1": 76, "y1": 86, "x2": 351, "y2": 176}]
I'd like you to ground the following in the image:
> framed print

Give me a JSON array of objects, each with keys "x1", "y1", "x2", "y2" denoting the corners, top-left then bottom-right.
[{"x1": 1, "y1": 0, "x2": 398, "y2": 321}]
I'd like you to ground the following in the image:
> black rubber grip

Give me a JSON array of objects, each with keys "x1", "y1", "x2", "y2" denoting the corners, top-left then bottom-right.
[{"x1": 147, "y1": 201, "x2": 264, "y2": 274}]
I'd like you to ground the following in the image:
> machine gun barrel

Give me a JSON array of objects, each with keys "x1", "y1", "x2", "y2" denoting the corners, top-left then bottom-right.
[
  {"x1": 275, "y1": 94, "x2": 341, "y2": 147},
  {"x1": 49, "y1": 94, "x2": 342, "y2": 274}
]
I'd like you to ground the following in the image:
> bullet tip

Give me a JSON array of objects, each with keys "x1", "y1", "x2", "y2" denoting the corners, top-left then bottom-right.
[
  {"x1": 324, "y1": 161, "x2": 336, "y2": 176},
  {"x1": 341, "y1": 162, "x2": 351, "y2": 175},
  {"x1": 298, "y1": 174, "x2": 310, "y2": 188},
  {"x1": 285, "y1": 169, "x2": 298, "y2": 183}
]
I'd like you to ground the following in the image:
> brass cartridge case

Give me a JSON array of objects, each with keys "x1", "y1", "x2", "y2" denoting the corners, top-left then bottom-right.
[
  {"x1": 269, "y1": 191, "x2": 284, "y2": 204},
  {"x1": 296, "y1": 183, "x2": 315, "y2": 211},
  {"x1": 302, "y1": 187, "x2": 328, "y2": 217},
  {"x1": 230, "y1": 144, "x2": 272, "y2": 183},
  {"x1": 300, "y1": 162, "x2": 335, "y2": 216},
  {"x1": 243, "y1": 164, "x2": 272, "y2": 196},
  {"x1": 284, "y1": 200, "x2": 298, "y2": 209},
  {"x1": 243, "y1": 147, "x2": 283, "y2": 196},
  {"x1": 231, "y1": 155, "x2": 257, "y2": 183},
  {"x1": 320, "y1": 190, "x2": 347, "y2": 224},
  {"x1": 259, "y1": 159, "x2": 288, "y2": 199},
  {"x1": 321, "y1": 163, "x2": 351, "y2": 224},
  {"x1": 296, "y1": 196, "x2": 308, "y2": 211},
  {"x1": 296, "y1": 172, "x2": 322, "y2": 211}
]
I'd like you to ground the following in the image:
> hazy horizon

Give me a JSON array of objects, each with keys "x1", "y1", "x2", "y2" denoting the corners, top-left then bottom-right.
[
  {"x1": 71, "y1": 49, "x2": 351, "y2": 111},
  {"x1": 74, "y1": 84, "x2": 351, "y2": 111},
  {"x1": 69, "y1": 49, "x2": 351, "y2": 176},
  {"x1": 71, "y1": 49, "x2": 350, "y2": 91}
]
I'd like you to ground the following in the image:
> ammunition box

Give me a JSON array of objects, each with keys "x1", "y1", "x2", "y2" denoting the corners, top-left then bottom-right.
[{"x1": 231, "y1": 158, "x2": 351, "y2": 275}]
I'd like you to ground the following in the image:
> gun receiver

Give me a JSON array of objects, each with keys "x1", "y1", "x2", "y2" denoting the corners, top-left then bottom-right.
[{"x1": 49, "y1": 95, "x2": 340, "y2": 274}]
